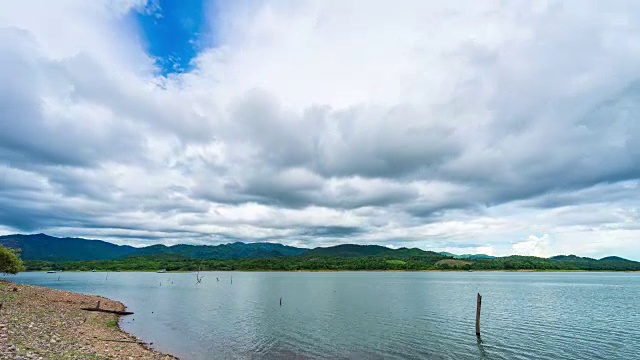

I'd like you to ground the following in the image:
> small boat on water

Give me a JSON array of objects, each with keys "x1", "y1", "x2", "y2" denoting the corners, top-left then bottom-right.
[
  {"x1": 157, "y1": 269, "x2": 167, "y2": 273},
  {"x1": 46, "y1": 270, "x2": 57, "y2": 273}
]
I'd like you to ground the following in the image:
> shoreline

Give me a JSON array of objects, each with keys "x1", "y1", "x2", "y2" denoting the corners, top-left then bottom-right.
[
  {"x1": 25, "y1": 269, "x2": 640, "y2": 273},
  {"x1": 0, "y1": 279, "x2": 177, "y2": 359}
]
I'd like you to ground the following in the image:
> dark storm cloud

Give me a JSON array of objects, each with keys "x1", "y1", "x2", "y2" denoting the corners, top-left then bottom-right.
[
  {"x1": 241, "y1": 171, "x2": 418, "y2": 210},
  {"x1": 227, "y1": 93, "x2": 462, "y2": 181},
  {"x1": 0, "y1": 192, "x2": 92, "y2": 231},
  {"x1": 309, "y1": 105, "x2": 462, "y2": 179},
  {"x1": 206, "y1": 75, "x2": 640, "y2": 217},
  {"x1": 298, "y1": 226, "x2": 365, "y2": 238}
]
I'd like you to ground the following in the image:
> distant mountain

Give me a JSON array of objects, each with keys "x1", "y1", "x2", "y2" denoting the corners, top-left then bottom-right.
[
  {"x1": 481, "y1": 254, "x2": 640, "y2": 271},
  {"x1": 599, "y1": 256, "x2": 630, "y2": 262},
  {"x1": 302, "y1": 244, "x2": 390, "y2": 257},
  {"x1": 438, "y1": 251, "x2": 457, "y2": 257},
  {"x1": 462, "y1": 254, "x2": 495, "y2": 259},
  {"x1": 0, "y1": 234, "x2": 137, "y2": 261},
  {"x1": 302, "y1": 244, "x2": 445, "y2": 259},
  {"x1": 548, "y1": 254, "x2": 638, "y2": 263},
  {"x1": 380, "y1": 247, "x2": 444, "y2": 258},
  {"x1": 439, "y1": 252, "x2": 495, "y2": 259},
  {"x1": 133, "y1": 242, "x2": 305, "y2": 259},
  {"x1": 1, "y1": 235, "x2": 444, "y2": 261},
  {"x1": 0, "y1": 234, "x2": 304, "y2": 261},
  {"x1": 550, "y1": 255, "x2": 595, "y2": 261}
]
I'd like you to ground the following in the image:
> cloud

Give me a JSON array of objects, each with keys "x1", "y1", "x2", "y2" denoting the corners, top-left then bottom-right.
[
  {"x1": 512, "y1": 235, "x2": 551, "y2": 257},
  {"x1": 1, "y1": 1, "x2": 640, "y2": 259}
]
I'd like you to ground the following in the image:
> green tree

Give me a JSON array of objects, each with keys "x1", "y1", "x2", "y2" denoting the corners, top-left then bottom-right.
[{"x1": 0, "y1": 245, "x2": 25, "y2": 274}]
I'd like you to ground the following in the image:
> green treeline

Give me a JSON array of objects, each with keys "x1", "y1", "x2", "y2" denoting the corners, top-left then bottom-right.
[{"x1": 23, "y1": 253, "x2": 640, "y2": 272}]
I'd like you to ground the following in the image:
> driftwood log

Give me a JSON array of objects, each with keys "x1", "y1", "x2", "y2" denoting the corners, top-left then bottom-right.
[
  {"x1": 81, "y1": 300, "x2": 133, "y2": 315},
  {"x1": 81, "y1": 308, "x2": 134, "y2": 315}
]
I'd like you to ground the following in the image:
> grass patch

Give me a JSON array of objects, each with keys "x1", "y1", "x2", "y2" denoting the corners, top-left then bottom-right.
[
  {"x1": 0, "y1": 294, "x2": 15, "y2": 301},
  {"x1": 106, "y1": 320, "x2": 117, "y2": 328},
  {"x1": 436, "y1": 259, "x2": 472, "y2": 267}
]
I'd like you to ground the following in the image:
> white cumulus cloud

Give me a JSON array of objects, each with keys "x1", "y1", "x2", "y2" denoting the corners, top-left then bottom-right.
[{"x1": 1, "y1": 0, "x2": 640, "y2": 259}]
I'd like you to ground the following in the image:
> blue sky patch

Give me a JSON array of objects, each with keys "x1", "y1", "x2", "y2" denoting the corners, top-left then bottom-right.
[{"x1": 133, "y1": 0, "x2": 211, "y2": 75}]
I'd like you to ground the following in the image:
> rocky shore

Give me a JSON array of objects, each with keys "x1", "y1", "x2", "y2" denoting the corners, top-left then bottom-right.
[{"x1": 0, "y1": 280, "x2": 177, "y2": 360}]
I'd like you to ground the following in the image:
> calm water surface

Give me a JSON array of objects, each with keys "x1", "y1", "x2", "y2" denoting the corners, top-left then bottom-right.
[{"x1": 11, "y1": 272, "x2": 640, "y2": 359}]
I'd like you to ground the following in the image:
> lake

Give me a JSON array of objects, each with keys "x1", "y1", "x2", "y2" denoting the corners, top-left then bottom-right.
[{"x1": 10, "y1": 272, "x2": 640, "y2": 359}]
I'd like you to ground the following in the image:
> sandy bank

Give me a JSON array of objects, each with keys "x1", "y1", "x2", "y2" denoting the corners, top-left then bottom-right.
[{"x1": 0, "y1": 279, "x2": 177, "y2": 359}]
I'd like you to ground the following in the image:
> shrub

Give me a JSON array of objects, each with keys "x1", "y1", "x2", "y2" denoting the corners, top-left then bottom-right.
[{"x1": 0, "y1": 245, "x2": 26, "y2": 274}]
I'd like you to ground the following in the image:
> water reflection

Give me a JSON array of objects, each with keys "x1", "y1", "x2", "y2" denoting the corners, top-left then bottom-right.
[{"x1": 476, "y1": 336, "x2": 488, "y2": 359}]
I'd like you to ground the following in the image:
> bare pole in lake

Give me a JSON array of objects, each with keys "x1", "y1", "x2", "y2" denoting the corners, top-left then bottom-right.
[
  {"x1": 280, "y1": 297, "x2": 282, "y2": 306},
  {"x1": 476, "y1": 293, "x2": 482, "y2": 336},
  {"x1": 196, "y1": 266, "x2": 204, "y2": 284}
]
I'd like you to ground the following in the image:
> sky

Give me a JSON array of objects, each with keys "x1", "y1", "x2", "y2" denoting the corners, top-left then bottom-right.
[{"x1": 1, "y1": 1, "x2": 639, "y2": 259}]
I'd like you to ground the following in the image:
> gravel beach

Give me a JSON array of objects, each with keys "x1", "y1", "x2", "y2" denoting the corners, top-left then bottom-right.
[{"x1": 0, "y1": 279, "x2": 177, "y2": 360}]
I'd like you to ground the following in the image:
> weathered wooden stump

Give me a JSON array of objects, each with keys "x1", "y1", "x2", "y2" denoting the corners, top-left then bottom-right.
[{"x1": 476, "y1": 293, "x2": 482, "y2": 336}]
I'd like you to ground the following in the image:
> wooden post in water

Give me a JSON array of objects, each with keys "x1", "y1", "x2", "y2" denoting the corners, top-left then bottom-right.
[
  {"x1": 475, "y1": 293, "x2": 482, "y2": 336},
  {"x1": 280, "y1": 297, "x2": 282, "y2": 306}
]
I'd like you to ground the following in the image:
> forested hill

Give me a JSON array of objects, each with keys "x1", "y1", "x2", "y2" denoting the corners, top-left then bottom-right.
[
  {"x1": 4, "y1": 234, "x2": 640, "y2": 271},
  {"x1": 0, "y1": 234, "x2": 305, "y2": 261},
  {"x1": 0, "y1": 234, "x2": 461, "y2": 261},
  {"x1": 0, "y1": 234, "x2": 137, "y2": 261},
  {"x1": 302, "y1": 244, "x2": 391, "y2": 257}
]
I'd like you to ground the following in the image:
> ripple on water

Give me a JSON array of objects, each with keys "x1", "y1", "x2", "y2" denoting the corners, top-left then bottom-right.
[{"x1": 10, "y1": 271, "x2": 640, "y2": 360}]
